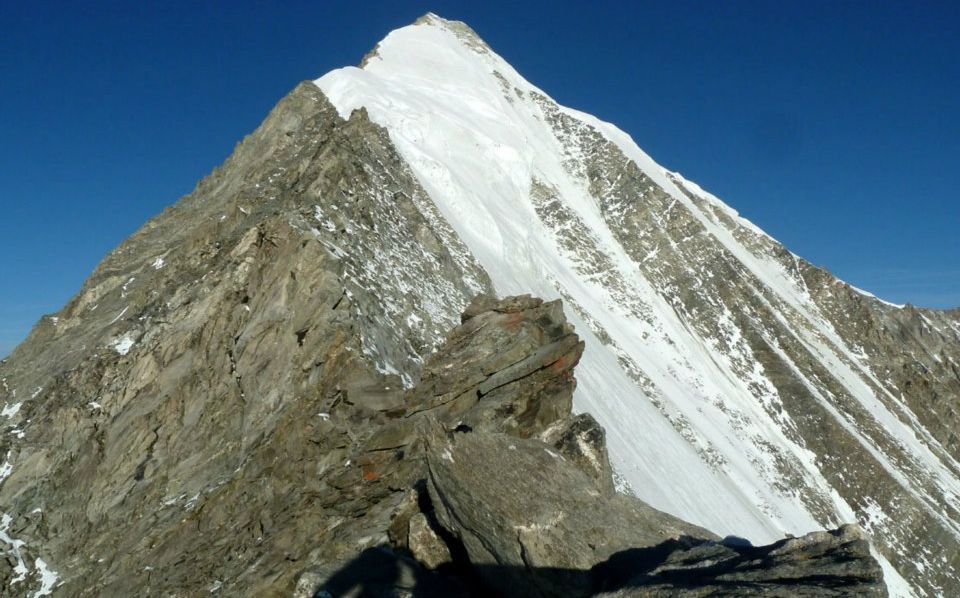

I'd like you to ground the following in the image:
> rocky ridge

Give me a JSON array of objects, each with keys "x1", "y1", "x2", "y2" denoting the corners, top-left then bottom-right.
[
  {"x1": 301, "y1": 295, "x2": 886, "y2": 597},
  {"x1": 0, "y1": 82, "x2": 491, "y2": 596}
]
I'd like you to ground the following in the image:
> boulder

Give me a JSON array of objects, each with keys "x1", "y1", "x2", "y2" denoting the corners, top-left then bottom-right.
[
  {"x1": 540, "y1": 412, "x2": 615, "y2": 495},
  {"x1": 407, "y1": 512, "x2": 452, "y2": 570},
  {"x1": 409, "y1": 294, "x2": 584, "y2": 439},
  {"x1": 422, "y1": 420, "x2": 715, "y2": 597}
]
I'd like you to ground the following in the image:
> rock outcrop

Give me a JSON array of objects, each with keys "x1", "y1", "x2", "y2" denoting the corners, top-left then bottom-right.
[
  {"x1": 597, "y1": 525, "x2": 884, "y2": 597},
  {"x1": 306, "y1": 296, "x2": 886, "y2": 597},
  {"x1": 422, "y1": 422, "x2": 713, "y2": 597}
]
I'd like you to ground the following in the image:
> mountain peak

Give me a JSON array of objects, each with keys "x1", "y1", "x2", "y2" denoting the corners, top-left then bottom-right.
[
  {"x1": 357, "y1": 12, "x2": 492, "y2": 69},
  {"x1": 411, "y1": 11, "x2": 451, "y2": 26},
  {"x1": 412, "y1": 11, "x2": 486, "y2": 41},
  {"x1": 1, "y1": 13, "x2": 956, "y2": 597},
  {"x1": 315, "y1": 18, "x2": 959, "y2": 595}
]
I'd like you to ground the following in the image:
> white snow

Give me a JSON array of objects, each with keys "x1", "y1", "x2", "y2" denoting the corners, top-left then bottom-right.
[
  {"x1": 874, "y1": 547, "x2": 915, "y2": 598},
  {"x1": 120, "y1": 277, "x2": 136, "y2": 298},
  {"x1": 2, "y1": 402, "x2": 22, "y2": 419},
  {"x1": 0, "y1": 513, "x2": 60, "y2": 597},
  {"x1": 848, "y1": 283, "x2": 905, "y2": 309},
  {"x1": 110, "y1": 333, "x2": 136, "y2": 356},
  {"x1": 151, "y1": 257, "x2": 166, "y2": 270},
  {"x1": 314, "y1": 15, "x2": 947, "y2": 595},
  {"x1": 108, "y1": 306, "x2": 129, "y2": 325},
  {"x1": 0, "y1": 514, "x2": 28, "y2": 584},
  {"x1": 0, "y1": 455, "x2": 12, "y2": 483},
  {"x1": 33, "y1": 559, "x2": 58, "y2": 597}
]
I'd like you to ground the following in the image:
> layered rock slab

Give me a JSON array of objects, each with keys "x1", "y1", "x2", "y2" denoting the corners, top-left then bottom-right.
[
  {"x1": 311, "y1": 295, "x2": 887, "y2": 598},
  {"x1": 423, "y1": 424, "x2": 713, "y2": 597}
]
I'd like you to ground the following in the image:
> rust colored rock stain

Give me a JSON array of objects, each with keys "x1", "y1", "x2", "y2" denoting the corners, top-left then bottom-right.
[
  {"x1": 361, "y1": 464, "x2": 380, "y2": 482},
  {"x1": 503, "y1": 312, "x2": 525, "y2": 332}
]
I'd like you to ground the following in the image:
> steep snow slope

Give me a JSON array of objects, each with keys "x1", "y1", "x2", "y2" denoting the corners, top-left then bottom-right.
[{"x1": 317, "y1": 14, "x2": 960, "y2": 596}]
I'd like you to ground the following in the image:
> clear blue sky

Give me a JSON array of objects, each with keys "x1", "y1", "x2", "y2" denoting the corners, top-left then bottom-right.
[{"x1": 2, "y1": 1, "x2": 958, "y2": 356}]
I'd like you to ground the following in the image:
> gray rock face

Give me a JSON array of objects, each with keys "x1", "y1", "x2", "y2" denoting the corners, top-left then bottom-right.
[
  {"x1": 406, "y1": 512, "x2": 452, "y2": 570},
  {"x1": 416, "y1": 397, "x2": 883, "y2": 597},
  {"x1": 0, "y1": 82, "x2": 491, "y2": 596},
  {"x1": 410, "y1": 294, "x2": 583, "y2": 438},
  {"x1": 540, "y1": 412, "x2": 616, "y2": 495},
  {"x1": 423, "y1": 423, "x2": 716, "y2": 597}
]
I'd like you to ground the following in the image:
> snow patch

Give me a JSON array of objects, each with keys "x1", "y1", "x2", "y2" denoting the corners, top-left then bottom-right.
[
  {"x1": 108, "y1": 306, "x2": 129, "y2": 325},
  {"x1": 110, "y1": 333, "x2": 136, "y2": 356},
  {"x1": 33, "y1": 559, "x2": 58, "y2": 597},
  {"x1": 848, "y1": 284, "x2": 905, "y2": 309},
  {"x1": 0, "y1": 454, "x2": 13, "y2": 483}
]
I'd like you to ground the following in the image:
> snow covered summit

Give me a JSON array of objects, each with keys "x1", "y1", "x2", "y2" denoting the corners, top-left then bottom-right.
[{"x1": 315, "y1": 14, "x2": 960, "y2": 595}]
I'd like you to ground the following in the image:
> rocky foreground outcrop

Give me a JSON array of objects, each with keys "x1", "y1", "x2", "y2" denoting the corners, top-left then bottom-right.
[{"x1": 300, "y1": 295, "x2": 887, "y2": 597}]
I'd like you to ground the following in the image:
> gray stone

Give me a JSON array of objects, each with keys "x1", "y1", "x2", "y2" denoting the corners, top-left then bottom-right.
[
  {"x1": 423, "y1": 420, "x2": 717, "y2": 597},
  {"x1": 540, "y1": 413, "x2": 616, "y2": 495},
  {"x1": 407, "y1": 512, "x2": 452, "y2": 570}
]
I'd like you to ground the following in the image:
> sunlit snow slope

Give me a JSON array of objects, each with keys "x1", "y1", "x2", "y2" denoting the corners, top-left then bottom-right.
[{"x1": 316, "y1": 14, "x2": 960, "y2": 596}]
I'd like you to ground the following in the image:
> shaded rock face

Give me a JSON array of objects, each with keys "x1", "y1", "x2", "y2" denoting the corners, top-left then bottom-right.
[{"x1": 422, "y1": 423, "x2": 714, "y2": 597}]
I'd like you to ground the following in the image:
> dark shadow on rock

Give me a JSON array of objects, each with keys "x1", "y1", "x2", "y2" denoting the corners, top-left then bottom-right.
[
  {"x1": 589, "y1": 535, "x2": 703, "y2": 593},
  {"x1": 720, "y1": 534, "x2": 753, "y2": 548},
  {"x1": 314, "y1": 529, "x2": 882, "y2": 598},
  {"x1": 313, "y1": 545, "x2": 478, "y2": 597},
  {"x1": 312, "y1": 536, "x2": 711, "y2": 597}
]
